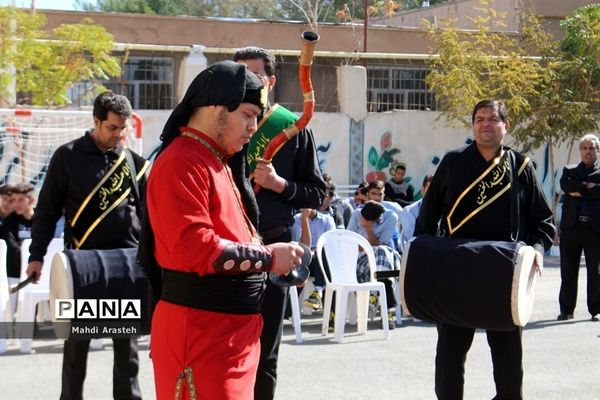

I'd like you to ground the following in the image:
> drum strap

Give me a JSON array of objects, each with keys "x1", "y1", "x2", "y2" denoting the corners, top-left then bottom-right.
[
  {"x1": 247, "y1": 104, "x2": 299, "y2": 177},
  {"x1": 70, "y1": 150, "x2": 149, "y2": 249},
  {"x1": 508, "y1": 150, "x2": 520, "y2": 241},
  {"x1": 124, "y1": 149, "x2": 143, "y2": 221}
]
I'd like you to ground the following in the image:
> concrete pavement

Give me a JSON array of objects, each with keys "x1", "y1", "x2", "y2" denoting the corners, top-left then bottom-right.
[{"x1": 0, "y1": 256, "x2": 599, "y2": 399}]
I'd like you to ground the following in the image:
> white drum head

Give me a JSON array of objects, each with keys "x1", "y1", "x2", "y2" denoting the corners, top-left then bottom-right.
[
  {"x1": 511, "y1": 245, "x2": 537, "y2": 327},
  {"x1": 49, "y1": 252, "x2": 73, "y2": 337}
]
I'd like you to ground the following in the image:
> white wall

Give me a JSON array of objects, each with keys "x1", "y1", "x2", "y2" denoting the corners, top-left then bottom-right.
[
  {"x1": 311, "y1": 109, "x2": 572, "y2": 202},
  {"x1": 137, "y1": 107, "x2": 574, "y2": 206}
]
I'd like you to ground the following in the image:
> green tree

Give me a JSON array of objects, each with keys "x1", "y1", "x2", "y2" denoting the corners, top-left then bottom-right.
[
  {"x1": 78, "y1": 0, "x2": 290, "y2": 20},
  {"x1": 557, "y1": 3, "x2": 600, "y2": 150},
  {"x1": 77, "y1": 0, "x2": 440, "y2": 23},
  {"x1": 1, "y1": 7, "x2": 121, "y2": 107},
  {"x1": 423, "y1": 0, "x2": 600, "y2": 221},
  {"x1": 0, "y1": 6, "x2": 44, "y2": 106}
]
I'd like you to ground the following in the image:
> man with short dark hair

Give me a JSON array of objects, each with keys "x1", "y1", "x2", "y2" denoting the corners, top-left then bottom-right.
[
  {"x1": 322, "y1": 174, "x2": 353, "y2": 228},
  {"x1": 26, "y1": 91, "x2": 149, "y2": 400},
  {"x1": 1, "y1": 183, "x2": 36, "y2": 316},
  {"x1": 399, "y1": 174, "x2": 433, "y2": 250},
  {"x1": 2, "y1": 183, "x2": 35, "y2": 280},
  {"x1": 234, "y1": 46, "x2": 326, "y2": 400},
  {"x1": 318, "y1": 181, "x2": 345, "y2": 229},
  {"x1": 385, "y1": 162, "x2": 415, "y2": 206},
  {"x1": 416, "y1": 99, "x2": 554, "y2": 399},
  {"x1": 0, "y1": 184, "x2": 15, "y2": 227}
]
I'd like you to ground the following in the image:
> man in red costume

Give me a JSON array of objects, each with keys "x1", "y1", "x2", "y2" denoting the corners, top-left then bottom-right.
[{"x1": 142, "y1": 61, "x2": 305, "y2": 399}]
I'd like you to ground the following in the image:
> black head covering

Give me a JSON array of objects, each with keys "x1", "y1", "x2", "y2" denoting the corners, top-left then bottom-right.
[
  {"x1": 139, "y1": 62, "x2": 264, "y2": 297},
  {"x1": 159, "y1": 60, "x2": 265, "y2": 151}
]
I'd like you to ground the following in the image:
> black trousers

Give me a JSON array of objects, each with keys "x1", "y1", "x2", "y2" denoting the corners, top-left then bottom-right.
[
  {"x1": 60, "y1": 337, "x2": 141, "y2": 400},
  {"x1": 254, "y1": 230, "x2": 291, "y2": 400},
  {"x1": 559, "y1": 222, "x2": 600, "y2": 315},
  {"x1": 435, "y1": 324, "x2": 523, "y2": 400}
]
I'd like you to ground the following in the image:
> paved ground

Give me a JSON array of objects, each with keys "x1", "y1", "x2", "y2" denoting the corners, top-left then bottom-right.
[{"x1": 1, "y1": 256, "x2": 599, "y2": 399}]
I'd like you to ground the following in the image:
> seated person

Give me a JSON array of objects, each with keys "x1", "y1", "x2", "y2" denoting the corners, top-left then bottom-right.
[
  {"x1": 385, "y1": 162, "x2": 415, "y2": 207},
  {"x1": 347, "y1": 201, "x2": 400, "y2": 326},
  {"x1": 1, "y1": 183, "x2": 36, "y2": 314},
  {"x1": 399, "y1": 174, "x2": 433, "y2": 252},
  {"x1": 322, "y1": 174, "x2": 353, "y2": 228},
  {"x1": 319, "y1": 181, "x2": 345, "y2": 229},
  {"x1": 291, "y1": 208, "x2": 336, "y2": 311},
  {"x1": 362, "y1": 180, "x2": 402, "y2": 251},
  {"x1": 0, "y1": 184, "x2": 15, "y2": 227},
  {"x1": 349, "y1": 182, "x2": 367, "y2": 209}
]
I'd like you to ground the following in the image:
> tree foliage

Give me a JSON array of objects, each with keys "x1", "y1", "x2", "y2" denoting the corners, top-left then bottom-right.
[
  {"x1": 559, "y1": 4, "x2": 600, "y2": 123},
  {"x1": 77, "y1": 0, "x2": 444, "y2": 23},
  {"x1": 0, "y1": 7, "x2": 44, "y2": 106},
  {"x1": 1, "y1": 7, "x2": 121, "y2": 107},
  {"x1": 424, "y1": 0, "x2": 600, "y2": 151},
  {"x1": 425, "y1": 0, "x2": 600, "y2": 218}
]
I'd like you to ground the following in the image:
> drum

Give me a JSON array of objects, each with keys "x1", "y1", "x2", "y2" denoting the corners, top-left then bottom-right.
[
  {"x1": 49, "y1": 248, "x2": 150, "y2": 338},
  {"x1": 400, "y1": 235, "x2": 537, "y2": 331}
]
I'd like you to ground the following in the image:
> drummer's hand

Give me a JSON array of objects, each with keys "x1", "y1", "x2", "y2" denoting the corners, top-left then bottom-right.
[
  {"x1": 533, "y1": 250, "x2": 544, "y2": 277},
  {"x1": 254, "y1": 161, "x2": 286, "y2": 193},
  {"x1": 568, "y1": 191, "x2": 582, "y2": 197},
  {"x1": 26, "y1": 261, "x2": 42, "y2": 284},
  {"x1": 270, "y1": 242, "x2": 304, "y2": 275}
]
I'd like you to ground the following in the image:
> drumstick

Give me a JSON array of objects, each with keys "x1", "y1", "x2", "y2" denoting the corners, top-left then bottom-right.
[{"x1": 8, "y1": 273, "x2": 37, "y2": 294}]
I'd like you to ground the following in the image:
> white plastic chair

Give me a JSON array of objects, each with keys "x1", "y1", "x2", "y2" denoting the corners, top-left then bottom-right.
[
  {"x1": 0, "y1": 240, "x2": 9, "y2": 353},
  {"x1": 288, "y1": 286, "x2": 303, "y2": 343},
  {"x1": 316, "y1": 230, "x2": 390, "y2": 343},
  {"x1": 16, "y1": 238, "x2": 64, "y2": 353}
]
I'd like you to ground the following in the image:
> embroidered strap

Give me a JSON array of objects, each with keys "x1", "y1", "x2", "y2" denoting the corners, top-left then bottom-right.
[
  {"x1": 247, "y1": 104, "x2": 299, "y2": 176},
  {"x1": 446, "y1": 150, "x2": 530, "y2": 236},
  {"x1": 70, "y1": 151, "x2": 139, "y2": 248},
  {"x1": 174, "y1": 367, "x2": 197, "y2": 400}
]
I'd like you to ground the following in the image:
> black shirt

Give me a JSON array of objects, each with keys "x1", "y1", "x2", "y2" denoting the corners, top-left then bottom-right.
[
  {"x1": 559, "y1": 160, "x2": 600, "y2": 231},
  {"x1": 29, "y1": 132, "x2": 147, "y2": 263},
  {"x1": 255, "y1": 128, "x2": 326, "y2": 232},
  {"x1": 385, "y1": 178, "x2": 415, "y2": 207},
  {"x1": 2, "y1": 213, "x2": 33, "y2": 278},
  {"x1": 417, "y1": 143, "x2": 554, "y2": 251}
]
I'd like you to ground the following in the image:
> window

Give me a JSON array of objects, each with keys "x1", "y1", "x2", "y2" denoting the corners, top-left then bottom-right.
[
  {"x1": 367, "y1": 65, "x2": 438, "y2": 112},
  {"x1": 66, "y1": 56, "x2": 176, "y2": 110},
  {"x1": 106, "y1": 57, "x2": 175, "y2": 110}
]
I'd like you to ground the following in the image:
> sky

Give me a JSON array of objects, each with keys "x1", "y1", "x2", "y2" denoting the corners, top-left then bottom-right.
[{"x1": 0, "y1": 0, "x2": 95, "y2": 10}]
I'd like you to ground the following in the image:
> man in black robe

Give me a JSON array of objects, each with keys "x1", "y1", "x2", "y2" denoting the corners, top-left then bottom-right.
[
  {"x1": 557, "y1": 133, "x2": 600, "y2": 321},
  {"x1": 416, "y1": 100, "x2": 555, "y2": 400}
]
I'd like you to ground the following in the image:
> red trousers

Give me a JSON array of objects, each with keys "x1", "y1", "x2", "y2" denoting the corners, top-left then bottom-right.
[{"x1": 151, "y1": 301, "x2": 263, "y2": 400}]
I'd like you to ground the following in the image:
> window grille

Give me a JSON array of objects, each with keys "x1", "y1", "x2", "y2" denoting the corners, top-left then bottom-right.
[
  {"x1": 367, "y1": 65, "x2": 438, "y2": 112},
  {"x1": 65, "y1": 56, "x2": 176, "y2": 110}
]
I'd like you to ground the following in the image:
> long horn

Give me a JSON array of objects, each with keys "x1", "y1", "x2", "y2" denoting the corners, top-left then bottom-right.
[{"x1": 254, "y1": 31, "x2": 319, "y2": 192}]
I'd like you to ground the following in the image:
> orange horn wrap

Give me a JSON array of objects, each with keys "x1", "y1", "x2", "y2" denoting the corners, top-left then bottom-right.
[{"x1": 254, "y1": 31, "x2": 319, "y2": 192}]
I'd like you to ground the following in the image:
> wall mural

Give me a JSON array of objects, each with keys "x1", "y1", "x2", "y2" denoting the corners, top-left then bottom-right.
[
  {"x1": 315, "y1": 141, "x2": 332, "y2": 172},
  {"x1": 366, "y1": 131, "x2": 401, "y2": 182}
]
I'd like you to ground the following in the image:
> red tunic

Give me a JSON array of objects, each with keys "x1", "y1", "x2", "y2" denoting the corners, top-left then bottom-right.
[{"x1": 147, "y1": 128, "x2": 265, "y2": 400}]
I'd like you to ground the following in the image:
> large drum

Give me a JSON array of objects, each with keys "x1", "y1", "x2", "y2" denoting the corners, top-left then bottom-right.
[
  {"x1": 400, "y1": 235, "x2": 537, "y2": 331},
  {"x1": 49, "y1": 248, "x2": 150, "y2": 338}
]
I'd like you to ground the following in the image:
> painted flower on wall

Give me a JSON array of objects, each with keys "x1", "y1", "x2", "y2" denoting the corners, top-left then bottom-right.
[{"x1": 366, "y1": 131, "x2": 400, "y2": 182}]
